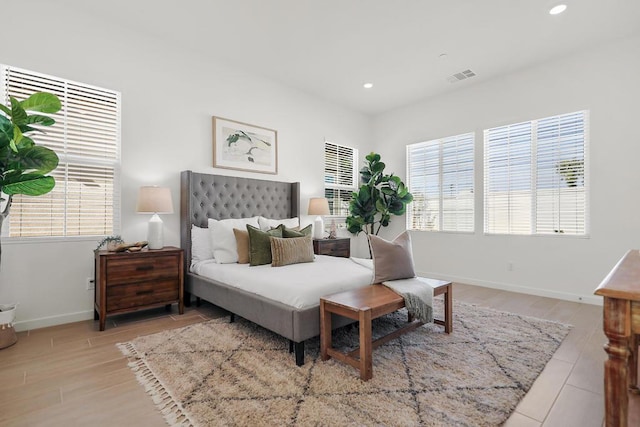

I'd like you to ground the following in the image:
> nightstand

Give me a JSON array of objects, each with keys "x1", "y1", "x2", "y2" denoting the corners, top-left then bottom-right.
[
  {"x1": 94, "y1": 246, "x2": 184, "y2": 331},
  {"x1": 313, "y1": 238, "x2": 350, "y2": 258}
]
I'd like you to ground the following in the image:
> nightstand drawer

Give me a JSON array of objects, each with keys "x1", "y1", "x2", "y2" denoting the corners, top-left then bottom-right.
[
  {"x1": 106, "y1": 279, "x2": 179, "y2": 311},
  {"x1": 106, "y1": 255, "x2": 179, "y2": 284},
  {"x1": 313, "y1": 238, "x2": 350, "y2": 258}
]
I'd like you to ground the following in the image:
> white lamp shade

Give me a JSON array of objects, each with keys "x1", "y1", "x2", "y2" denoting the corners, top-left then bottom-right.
[
  {"x1": 308, "y1": 197, "x2": 330, "y2": 216},
  {"x1": 136, "y1": 186, "x2": 174, "y2": 214}
]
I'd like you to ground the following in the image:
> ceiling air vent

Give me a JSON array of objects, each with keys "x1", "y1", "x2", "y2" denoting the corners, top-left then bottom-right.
[{"x1": 447, "y1": 69, "x2": 476, "y2": 83}]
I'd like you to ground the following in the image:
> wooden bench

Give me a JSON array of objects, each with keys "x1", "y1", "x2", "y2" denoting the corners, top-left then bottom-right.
[{"x1": 320, "y1": 279, "x2": 452, "y2": 381}]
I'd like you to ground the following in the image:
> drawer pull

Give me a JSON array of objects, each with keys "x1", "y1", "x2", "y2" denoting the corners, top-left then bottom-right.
[
  {"x1": 136, "y1": 289, "x2": 154, "y2": 296},
  {"x1": 136, "y1": 265, "x2": 154, "y2": 271}
]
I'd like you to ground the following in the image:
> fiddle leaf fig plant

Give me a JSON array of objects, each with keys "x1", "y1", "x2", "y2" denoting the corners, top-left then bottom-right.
[
  {"x1": 346, "y1": 152, "x2": 413, "y2": 236},
  {"x1": 0, "y1": 92, "x2": 61, "y2": 260}
]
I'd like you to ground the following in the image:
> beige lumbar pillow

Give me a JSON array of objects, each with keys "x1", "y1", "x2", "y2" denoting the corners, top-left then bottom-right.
[
  {"x1": 233, "y1": 228, "x2": 250, "y2": 264},
  {"x1": 270, "y1": 235, "x2": 314, "y2": 267},
  {"x1": 367, "y1": 231, "x2": 416, "y2": 283}
]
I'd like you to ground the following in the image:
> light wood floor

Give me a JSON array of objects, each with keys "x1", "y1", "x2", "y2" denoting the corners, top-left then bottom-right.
[{"x1": 0, "y1": 284, "x2": 637, "y2": 426}]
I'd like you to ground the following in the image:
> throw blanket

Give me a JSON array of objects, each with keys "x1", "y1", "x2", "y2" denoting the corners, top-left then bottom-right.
[{"x1": 382, "y1": 277, "x2": 434, "y2": 323}]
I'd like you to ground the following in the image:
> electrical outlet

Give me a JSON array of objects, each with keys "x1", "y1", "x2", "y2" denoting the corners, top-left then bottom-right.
[{"x1": 86, "y1": 277, "x2": 95, "y2": 290}]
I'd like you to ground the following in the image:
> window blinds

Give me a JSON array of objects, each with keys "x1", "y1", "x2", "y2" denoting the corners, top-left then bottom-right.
[
  {"x1": 484, "y1": 111, "x2": 588, "y2": 235},
  {"x1": 406, "y1": 132, "x2": 474, "y2": 232},
  {"x1": 324, "y1": 141, "x2": 357, "y2": 216},
  {"x1": 1, "y1": 65, "x2": 121, "y2": 238}
]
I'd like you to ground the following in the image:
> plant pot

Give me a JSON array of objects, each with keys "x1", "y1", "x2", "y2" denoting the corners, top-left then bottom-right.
[{"x1": 0, "y1": 303, "x2": 18, "y2": 349}]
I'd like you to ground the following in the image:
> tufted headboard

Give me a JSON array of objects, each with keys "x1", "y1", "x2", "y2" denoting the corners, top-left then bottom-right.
[{"x1": 180, "y1": 171, "x2": 300, "y2": 269}]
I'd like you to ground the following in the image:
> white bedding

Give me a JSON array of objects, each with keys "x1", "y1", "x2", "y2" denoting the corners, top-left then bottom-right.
[{"x1": 191, "y1": 255, "x2": 374, "y2": 309}]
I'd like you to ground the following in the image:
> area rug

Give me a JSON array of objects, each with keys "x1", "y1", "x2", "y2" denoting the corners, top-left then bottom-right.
[{"x1": 117, "y1": 300, "x2": 570, "y2": 427}]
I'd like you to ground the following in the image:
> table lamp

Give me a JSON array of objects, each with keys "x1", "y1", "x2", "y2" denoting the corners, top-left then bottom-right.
[
  {"x1": 136, "y1": 186, "x2": 174, "y2": 250},
  {"x1": 308, "y1": 197, "x2": 330, "y2": 239}
]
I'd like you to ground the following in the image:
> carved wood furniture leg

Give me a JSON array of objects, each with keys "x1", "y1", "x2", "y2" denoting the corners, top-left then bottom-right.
[
  {"x1": 359, "y1": 308, "x2": 373, "y2": 381},
  {"x1": 602, "y1": 297, "x2": 630, "y2": 427},
  {"x1": 630, "y1": 333, "x2": 639, "y2": 393}
]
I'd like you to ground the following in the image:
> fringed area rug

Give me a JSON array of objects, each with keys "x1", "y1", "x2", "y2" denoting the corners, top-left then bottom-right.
[{"x1": 117, "y1": 300, "x2": 570, "y2": 427}]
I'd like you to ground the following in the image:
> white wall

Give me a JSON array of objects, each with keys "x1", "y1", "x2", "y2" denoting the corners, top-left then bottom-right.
[
  {"x1": 371, "y1": 35, "x2": 640, "y2": 304},
  {"x1": 0, "y1": 2, "x2": 371, "y2": 330}
]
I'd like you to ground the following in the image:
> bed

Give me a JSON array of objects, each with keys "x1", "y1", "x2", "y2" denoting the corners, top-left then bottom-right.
[{"x1": 179, "y1": 171, "x2": 372, "y2": 365}]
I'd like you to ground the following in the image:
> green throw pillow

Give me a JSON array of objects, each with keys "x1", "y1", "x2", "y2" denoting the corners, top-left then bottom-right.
[
  {"x1": 282, "y1": 224, "x2": 312, "y2": 238},
  {"x1": 247, "y1": 224, "x2": 283, "y2": 266}
]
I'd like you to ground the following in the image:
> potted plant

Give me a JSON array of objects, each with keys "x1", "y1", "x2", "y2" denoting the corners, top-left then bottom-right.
[
  {"x1": 556, "y1": 159, "x2": 584, "y2": 187},
  {"x1": 0, "y1": 92, "x2": 61, "y2": 349},
  {"x1": 346, "y1": 152, "x2": 413, "y2": 236}
]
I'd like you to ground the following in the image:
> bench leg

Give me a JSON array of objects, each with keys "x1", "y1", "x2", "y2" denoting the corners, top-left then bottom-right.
[
  {"x1": 320, "y1": 299, "x2": 332, "y2": 361},
  {"x1": 444, "y1": 284, "x2": 453, "y2": 333},
  {"x1": 359, "y1": 308, "x2": 373, "y2": 381}
]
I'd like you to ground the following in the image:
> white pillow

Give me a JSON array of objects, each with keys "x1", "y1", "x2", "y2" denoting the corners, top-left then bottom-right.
[
  {"x1": 191, "y1": 225, "x2": 214, "y2": 263},
  {"x1": 209, "y1": 217, "x2": 260, "y2": 263},
  {"x1": 258, "y1": 216, "x2": 300, "y2": 231}
]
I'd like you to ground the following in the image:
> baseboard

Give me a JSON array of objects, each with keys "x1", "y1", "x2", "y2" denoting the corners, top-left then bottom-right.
[
  {"x1": 415, "y1": 270, "x2": 603, "y2": 306},
  {"x1": 14, "y1": 310, "x2": 94, "y2": 332},
  {"x1": 12, "y1": 273, "x2": 601, "y2": 332}
]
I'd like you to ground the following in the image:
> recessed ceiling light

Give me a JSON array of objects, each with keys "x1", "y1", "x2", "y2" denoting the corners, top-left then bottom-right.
[
  {"x1": 363, "y1": 83, "x2": 373, "y2": 89},
  {"x1": 549, "y1": 4, "x2": 567, "y2": 15}
]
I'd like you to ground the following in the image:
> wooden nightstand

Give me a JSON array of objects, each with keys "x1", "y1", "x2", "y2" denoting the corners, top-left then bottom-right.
[
  {"x1": 313, "y1": 238, "x2": 350, "y2": 258},
  {"x1": 94, "y1": 246, "x2": 184, "y2": 331}
]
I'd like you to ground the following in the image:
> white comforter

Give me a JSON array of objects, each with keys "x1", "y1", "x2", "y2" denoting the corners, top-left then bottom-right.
[{"x1": 191, "y1": 255, "x2": 374, "y2": 309}]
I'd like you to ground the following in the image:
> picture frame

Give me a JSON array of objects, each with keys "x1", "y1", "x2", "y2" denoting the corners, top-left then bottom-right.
[{"x1": 212, "y1": 116, "x2": 278, "y2": 175}]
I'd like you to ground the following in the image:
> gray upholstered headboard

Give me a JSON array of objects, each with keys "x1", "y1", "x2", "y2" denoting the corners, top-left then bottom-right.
[{"x1": 180, "y1": 170, "x2": 300, "y2": 269}]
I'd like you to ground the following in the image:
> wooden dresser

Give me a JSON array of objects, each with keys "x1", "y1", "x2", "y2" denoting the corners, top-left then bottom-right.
[
  {"x1": 94, "y1": 246, "x2": 184, "y2": 331},
  {"x1": 594, "y1": 249, "x2": 640, "y2": 427}
]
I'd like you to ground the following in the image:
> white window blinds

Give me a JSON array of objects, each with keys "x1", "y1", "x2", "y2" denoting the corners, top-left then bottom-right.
[
  {"x1": 484, "y1": 111, "x2": 588, "y2": 236},
  {"x1": 1, "y1": 65, "x2": 121, "y2": 238},
  {"x1": 324, "y1": 141, "x2": 357, "y2": 216},
  {"x1": 407, "y1": 132, "x2": 474, "y2": 232}
]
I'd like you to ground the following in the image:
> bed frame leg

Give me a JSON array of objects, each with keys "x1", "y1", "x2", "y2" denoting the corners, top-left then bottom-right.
[
  {"x1": 184, "y1": 291, "x2": 192, "y2": 307},
  {"x1": 294, "y1": 341, "x2": 305, "y2": 366},
  {"x1": 289, "y1": 340, "x2": 294, "y2": 353},
  {"x1": 195, "y1": 297, "x2": 201, "y2": 307},
  {"x1": 229, "y1": 313, "x2": 235, "y2": 323}
]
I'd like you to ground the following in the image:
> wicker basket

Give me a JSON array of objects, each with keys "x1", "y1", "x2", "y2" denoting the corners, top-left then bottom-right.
[{"x1": 0, "y1": 304, "x2": 18, "y2": 349}]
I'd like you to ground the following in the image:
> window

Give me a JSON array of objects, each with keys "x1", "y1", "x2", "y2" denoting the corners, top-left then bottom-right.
[
  {"x1": 324, "y1": 141, "x2": 357, "y2": 216},
  {"x1": 406, "y1": 132, "x2": 474, "y2": 232},
  {"x1": 484, "y1": 111, "x2": 588, "y2": 236},
  {"x1": 1, "y1": 65, "x2": 121, "y2": 238}
]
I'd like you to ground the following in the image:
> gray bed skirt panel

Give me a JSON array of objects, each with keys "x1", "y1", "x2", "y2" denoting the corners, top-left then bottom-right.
[
  {"x1": 187, "y1": 273, "x2": 296, "y2": 340},
  {"x1": 186, "y1": 273, "x2": 355, "y2": 343}
]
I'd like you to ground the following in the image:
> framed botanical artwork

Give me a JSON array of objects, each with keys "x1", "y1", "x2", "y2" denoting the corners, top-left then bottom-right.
[{"x1": 212, "y1": 116, "x2": 278, "y2": 175}]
